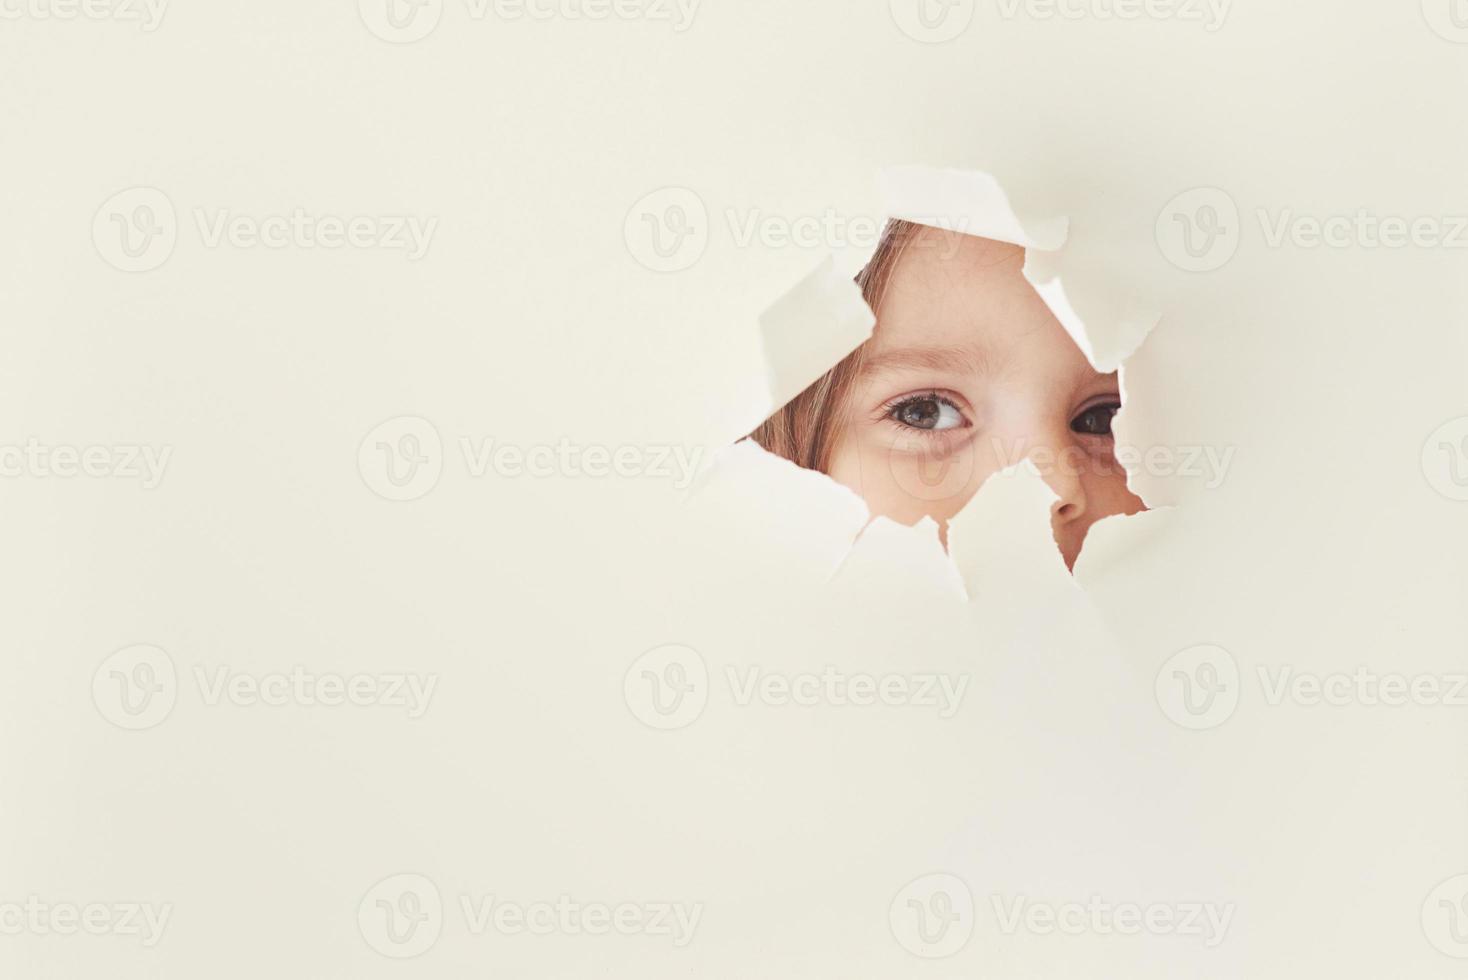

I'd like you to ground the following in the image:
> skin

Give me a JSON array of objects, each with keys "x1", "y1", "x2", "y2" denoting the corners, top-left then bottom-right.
[{"x1": 825, "y1": 227, "x2": 1145, "y2": 569}]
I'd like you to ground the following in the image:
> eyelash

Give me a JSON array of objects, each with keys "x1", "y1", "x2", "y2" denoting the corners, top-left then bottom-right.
[
  {"x1": 882, "y1": 390, "x2": 970, "y2": 433},
  {"x1": 1071, "y1": 400, "x2": 1122, "y2": 437},
  {"x1": 882, "y1": 393, "x2": 1123, "y2": 436}
]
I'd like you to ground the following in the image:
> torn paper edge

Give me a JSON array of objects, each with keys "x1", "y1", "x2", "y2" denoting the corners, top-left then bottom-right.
[
  {"x1": 695, "y1": 165, "x2": 1174, "y2": 598},
  {"x1": 1021, "y1": 249, "x2": 1162, "y2": 375},
  {"x1": 1071, "y1": 506, "x2": 1179, "y2": 587},
  {"x1": 1110, "y1": 358, "x2": 1163, "y2": 511},
  {"x1": 946, "y1": 458, "x2": 1080, "y2": 603},
  {"x1": 692, "y1": 254, "x2": 875, "y2": 486},
  {"x1": 684, "y1": 438, "x2": 873, "y2": 584},
  {"x1": 828, "y1": 515, "x2": 968, "y2": 600},
  {"x1": 758, "y1": 254, "x2": 876, "y2": 417},
  {"x1": 879, "y1": 165, "x2": 1069, "y2": 251}
]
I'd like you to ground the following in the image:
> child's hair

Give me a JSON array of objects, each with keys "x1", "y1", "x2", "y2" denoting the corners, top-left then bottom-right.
[{"x1": 747, "y1": 218, "x2": 921, "y2": 471}]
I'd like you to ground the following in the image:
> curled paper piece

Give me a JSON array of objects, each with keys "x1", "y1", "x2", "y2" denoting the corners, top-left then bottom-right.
[
  {"x1": 1071, "y1": 506, "x2": 1178, "y2": 587},
  {"x1": 757, "y1": 255, "x2": 875, "y2": 415},
  {"x1": 1110, "y1": 359, "x2": 1169, "y2": 509},
  {"x1": 831, "y1": 516, "x2": 967, "y2": 599},
  {"x1": 879, "y1": 165, "x2": 1069, "y2": 251},
  {"x1": 945, "y1": 459, "x2": 1077, "y2": 603},
  {"x1": 686, "y1": 439, "x2": 871, "y2": 582},
  {"x1": 1022, "y1": 249, "x2": 1162, "y2": 374}
]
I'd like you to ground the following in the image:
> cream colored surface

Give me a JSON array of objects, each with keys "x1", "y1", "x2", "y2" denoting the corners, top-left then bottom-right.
[{"x1": 2, "y1": 1, "x2": 1467, "y2": 977}]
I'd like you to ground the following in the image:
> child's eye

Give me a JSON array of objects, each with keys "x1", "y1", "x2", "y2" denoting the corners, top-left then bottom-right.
[
  {"x1": 1071, "y1": 402, "x2": 1120, "y2": 436},
  {"x1": 888, "y1": 394, "x2": 967, "y2": 432}
]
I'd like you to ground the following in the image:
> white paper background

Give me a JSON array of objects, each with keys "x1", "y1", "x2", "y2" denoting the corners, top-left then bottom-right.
[{"x1": 2, "y1": 1, "x2": 1467, "y2": 976}]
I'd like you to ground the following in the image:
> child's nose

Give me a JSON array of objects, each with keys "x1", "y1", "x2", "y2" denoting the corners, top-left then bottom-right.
[{"x1": 1033, "y1": 429, "x2": 1089, "y2": 526}]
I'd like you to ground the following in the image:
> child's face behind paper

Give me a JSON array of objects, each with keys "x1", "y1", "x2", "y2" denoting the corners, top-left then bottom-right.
[{"x1": 826, "y1": 228, "x2": 1146, "y2": 569}]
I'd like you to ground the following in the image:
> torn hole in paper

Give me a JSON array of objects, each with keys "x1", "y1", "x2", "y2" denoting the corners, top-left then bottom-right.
[{"x1": 725, "y1": 167, "x2": 1168, "y2": 591}]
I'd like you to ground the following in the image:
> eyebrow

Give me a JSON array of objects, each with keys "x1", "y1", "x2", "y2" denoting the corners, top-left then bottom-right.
[{"x1": 859, "y1": 344, "x2": 994, "y2": 378}]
